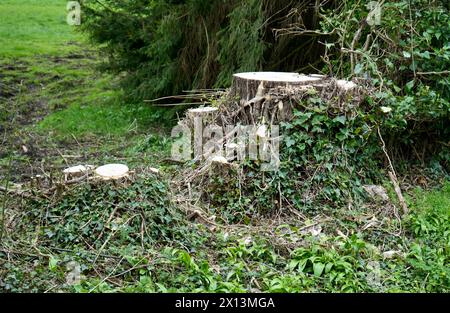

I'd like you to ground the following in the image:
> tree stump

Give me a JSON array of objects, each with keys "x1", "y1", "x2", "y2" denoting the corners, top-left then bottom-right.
[
  {"x1": 186, "y1": 107, "x2": 220, "y2": 161},
  {"x1": 232, "y1": 72, "x2": 326, "y2": 101},
  {"x1": 95, "y1": 164, "x2": 129, "y2": 181},
  {"x1": 186, "y1": 107, "x2": 219, "y2": 127}
]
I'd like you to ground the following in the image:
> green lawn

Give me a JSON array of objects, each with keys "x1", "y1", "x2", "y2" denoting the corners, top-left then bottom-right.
[
  {"x1": 0, "y1": 0, "x2": 170, "y2": 180},
  {"x1": 0, "y1": 0, "x2": 169, "y2": 139},
  {"x1": 0, "y1": 0, "x2": 83, "y2": 57}
]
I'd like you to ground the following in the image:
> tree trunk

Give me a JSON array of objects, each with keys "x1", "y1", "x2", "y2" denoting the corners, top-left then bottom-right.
[{"x1": 231, "y1": 72, "x2": 326, "y2": 101}]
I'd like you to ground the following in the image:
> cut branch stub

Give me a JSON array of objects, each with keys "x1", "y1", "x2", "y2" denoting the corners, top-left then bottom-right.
[
  {"x1": 232, "y1": 72, "x2": 326, "y2": 101},
  {"x1": 63, "y1": 165, "x2": 95, "y2": 181}
]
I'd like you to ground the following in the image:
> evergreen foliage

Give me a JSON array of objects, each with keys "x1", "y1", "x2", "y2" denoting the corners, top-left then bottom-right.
[{"x1": 80, "y1": 0, "x2": 325, "y2": 100}]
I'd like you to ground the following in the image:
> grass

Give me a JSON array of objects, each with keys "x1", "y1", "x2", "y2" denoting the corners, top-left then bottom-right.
[
  {"x1": 412, "y1": 183, "x2": 450, "y2": 216},
  {"x1": 0, "y1": 0, "x2": 83, "y2": 57},
  {"x1": 38, "y1": 97, "x2": 161, "y2": 137},
  {"x1": 0, "y1": 0, "x2": 173, "y2": 182},
  {"x1": 0, "y1": 0, "x2": 166, "y2": 139}
]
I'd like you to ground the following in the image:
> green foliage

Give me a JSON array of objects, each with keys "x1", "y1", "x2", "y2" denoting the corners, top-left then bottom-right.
[
  {"x1": 320, "y1": 0, "x2": 450, "y2": 166},
  {"x1": 17, "y1": 175, "x2": 184, "y2": 247},
  {"x1": 80, "y1": 0, "x2": 325, "y2": 101},
  {"x1": 202, "y1": 0, "x2": 450, "y2": 220},
  {"x1": 206, "y1": 94, "x2": 384, "y2": 220},
  {"x1": 37, "y1": 96, "x2": 165, "y2": 138},
  {"x1": 1, "y1": 174, "x2": 210, "y2": 292},
  {"x1": 405, "y1": 183, "x2": 450, "y2": 291},
  {"x1": 2, "y1": 180, "x2": 449, "y2": 292},
  {"x1": 215, "y1": 0, "x2": 265, "y2": 86},
  {"x1": 279, "y1": 99, "x2": 378, "y2": 207},
  {"x1": 288, "y1": 235, "x2": 370, "y2": 292}
]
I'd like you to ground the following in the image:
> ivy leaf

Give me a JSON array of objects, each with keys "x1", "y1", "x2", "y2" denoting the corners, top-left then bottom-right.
[
  {"x1": 285, "y1": 137, "x2": 296, "y2": 148},
  {"x1": 354, "y1": 63, "x2": 364, "y2": 74},
  {"x1": 294, "y1": 112, "x2": 313, "y2": 125},
  {"x1": 311, "y1": 115, "x2": 325, "y2": 126},
  {"x1": 333, "y1": 115, "x2": 346, "y2": 125},
  {"x1": 48, "y1": 257, "x2": 59, "y2": 272},
  {"x1": 420, "y1": 51, "x2": 431, "y2": 60},
  {"x1": 384, "y1": 58, "x2": 394, "y2": 69},
  {"x1": 406, "y1": 80, "x2": 415, "y2": 91}
]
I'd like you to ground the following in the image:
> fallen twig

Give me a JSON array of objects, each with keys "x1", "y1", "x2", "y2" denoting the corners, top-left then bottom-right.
[{"x1": 378, "y1": 126, "x2": 409, "y2": 217}]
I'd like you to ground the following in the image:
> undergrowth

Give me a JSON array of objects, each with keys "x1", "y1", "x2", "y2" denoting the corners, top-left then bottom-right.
[{"x1": 1, "y1": 178, "x2": 448, "y2": 292}]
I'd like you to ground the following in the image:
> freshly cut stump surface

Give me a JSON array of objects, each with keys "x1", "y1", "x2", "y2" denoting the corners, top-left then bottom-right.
[
  {"x1": 186, "y1": 106, "x2": 219, "y2": 132},
  {"x1": 95, "y1": 164, "x2": 129, "y2": 180},
  {"x1": 232, "y1": 72, "x2": 326, "y2": 101}
]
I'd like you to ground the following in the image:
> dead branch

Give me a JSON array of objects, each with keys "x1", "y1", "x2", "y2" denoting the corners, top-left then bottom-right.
[{"x1": 388, "y1": 171, "x2": 409, "y2": 216}]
